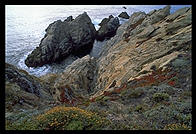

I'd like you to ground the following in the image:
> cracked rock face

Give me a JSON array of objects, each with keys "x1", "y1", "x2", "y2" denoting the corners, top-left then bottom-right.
[
  {"x1": 25, "y1": 12, "x2": 96, "y2": 67},
  {"x1": 95, "y1": 6, "x2": 191, "y2": 92},
  {"x1": 54, "y1": 55, "x2": 97, "y2": 102}
]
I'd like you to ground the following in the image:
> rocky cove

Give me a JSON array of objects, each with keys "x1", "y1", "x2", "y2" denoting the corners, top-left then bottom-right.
[{"x1": 5, "y1": 6, "x2": 192, "y2": 130}]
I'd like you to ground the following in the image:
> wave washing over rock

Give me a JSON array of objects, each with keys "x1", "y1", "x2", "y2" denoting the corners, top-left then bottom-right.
[{"x1": 5, "y1": 5, "x2": 192, "y2": 130}]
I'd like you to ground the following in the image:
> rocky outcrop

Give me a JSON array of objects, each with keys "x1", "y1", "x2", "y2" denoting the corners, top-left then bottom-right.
[
  {"x1": 83, "y1": 7, "x2": 192, "y2": 130},
  {"x1": 5, "y1": 63, "x2": 54, "y2": 112},
  {"x1": 53, "y1": 55, "x2": 97, "y2": 105},
  {"x1": 96, "y1": 16, "x2": 120, "y2": 41},
  {"x1": 98, "y1": 15, "x2": 114, "y2": 26},
  {"x1": 118, "y1": 12, "x2": 129, "y2": 19},
  {"x1": 142, "y1": 5, "x2": 171, "y2": 25},
  {"x1": 5, "y1": 63, "x2": 50, "y2": 97},
  {"x1": 25, "y1": 12, "x2": 96, "y2": 67},
  {"x1": 94, "y1": 5, "x2": 191, "y2": 98},
  {"x1": 99, "y1": 11, "x2": 147, "y2": 60}
]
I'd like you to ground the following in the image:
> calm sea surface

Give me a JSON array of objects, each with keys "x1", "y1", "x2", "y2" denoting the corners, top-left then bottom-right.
[{"x1": 5, "y1": 5, "x2": 191, "y2": 76}]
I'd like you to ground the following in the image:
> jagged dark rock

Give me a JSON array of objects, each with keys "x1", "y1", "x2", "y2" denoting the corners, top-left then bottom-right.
[
  {"x1": 64, "y1": 16, "x2": 73, "y2": 22},
  {"x1": 98, "y1": 15, "x2": 114, "y2": 27},
  {"x1": 25, "y1": 12, "x2": 96, "y2": 67},
  {"x1": 118, "y1": 12, "x2": 129, "y2": 19},
  {"x1": 96, "y1": 17, "x2": 120, "y2": 41}
]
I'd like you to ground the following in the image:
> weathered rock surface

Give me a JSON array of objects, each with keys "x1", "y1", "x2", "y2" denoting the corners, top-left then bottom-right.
[
  {"x1": 84, "y1": 5, "x2": 192, "y2": 128},
  {"x1": 53, "y1": 55, "x2": 97, "y2": 105},
  {"x1": 118, "y1": 12, "x2": 129, "y2": 19},
  {"x1": 99, "y1": 11, "x2": 147, "y2": 58},
  {"x1": 5, "y1": 63, "x2": 54, "y2": 112},
  {"x1": 96, "y1": 16, "x2": 120, "y2": 41},
  {"x1": 25, "y1": 12, "x2": 96, "y2": 67},
  {"x1": 142, "y1": 5, "x2": 171, "y2": 25},
  {"x1": 93, "y1": 5, "x2": 191, "y2": 99}
]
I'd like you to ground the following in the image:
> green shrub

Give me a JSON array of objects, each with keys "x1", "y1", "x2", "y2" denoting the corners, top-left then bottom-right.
[
  {"x1": 152, "y1": 93, "x2": 170, "y2": 102},
  {"x1": 6, "y1": 106, "x2": 110, "y2": 130},
  {"x1": 164, "y1": 123, "x2": 191, "y2": 130},
  {"x1": 66, "y1": 120, "x2": 84, "y2": 130},
  {"x1": 135, "y1": 105, "x2": 143, "y2": 112},
  {"x1": 135, "y1": 104, "x2": 149, "y2": 113}
]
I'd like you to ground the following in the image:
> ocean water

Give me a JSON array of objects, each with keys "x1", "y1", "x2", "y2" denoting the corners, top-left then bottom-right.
[{"x1": 5, "y1": 5, "x2": 191, "y2": 77}]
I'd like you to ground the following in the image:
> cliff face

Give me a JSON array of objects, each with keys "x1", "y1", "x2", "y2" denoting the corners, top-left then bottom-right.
[
  {"x1": 86, "y1": 6, "x2": 191, "y2": 129},
  {"x1": 93, "y1": 5, "x2": 191, "y2": 96},
  {"x1": 6, "y1": 6, "x2": 192, "y2": 130}
]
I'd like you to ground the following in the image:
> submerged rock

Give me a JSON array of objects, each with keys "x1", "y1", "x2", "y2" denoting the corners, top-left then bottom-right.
[{"x1": 25, "y1": 12, "x2": 96, "y2": 67}]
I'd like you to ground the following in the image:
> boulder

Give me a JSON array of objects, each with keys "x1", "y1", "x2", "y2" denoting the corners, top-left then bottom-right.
[
  {"x1": 98, "y1": 15, "x2": 114, "y2": 26},
  {"x1": 118, "y1": 12, "x2": 129, "y2": 19},
  {"x1": 96, "y1": 17, "x2": 120, "y2": 41},
  {"x1": 6, "y1": 6, "x2": 192, "y2": 130},
  {"x1": 25, "y1": 12, "x2": 96, "y2": 67}
]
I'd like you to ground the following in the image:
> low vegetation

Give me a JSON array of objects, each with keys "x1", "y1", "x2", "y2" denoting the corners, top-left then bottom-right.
[{"x1": 6, "y1": 106, "x2": 110, "y2": 130}]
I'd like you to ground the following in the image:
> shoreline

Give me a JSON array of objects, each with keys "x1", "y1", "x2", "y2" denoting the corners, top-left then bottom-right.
[
  {"x1": 5, "y1": 5, "x2": 192, "y2": 130},
  {"x1": 6, "y1": 5, "x2": 191, "y2": 77}
]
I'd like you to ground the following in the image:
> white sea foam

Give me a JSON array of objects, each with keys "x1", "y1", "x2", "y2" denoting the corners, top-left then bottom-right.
[{"x1": 18, "y1": 51, "x2": 50, "y2": 77}]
